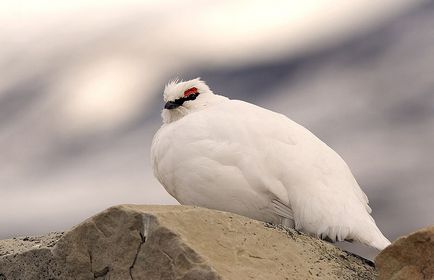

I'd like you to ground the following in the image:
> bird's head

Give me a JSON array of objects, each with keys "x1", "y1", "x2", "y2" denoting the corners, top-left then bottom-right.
[{"x1": 161, "y1": 78, "x2": 218, "y2": 123}]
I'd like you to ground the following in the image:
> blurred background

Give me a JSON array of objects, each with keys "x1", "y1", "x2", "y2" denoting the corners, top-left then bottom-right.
[{"x1": 1, "y1": 0, "x2": 433, "y2": 259}]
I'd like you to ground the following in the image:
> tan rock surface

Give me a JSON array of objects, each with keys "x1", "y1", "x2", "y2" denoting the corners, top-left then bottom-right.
[
  {"x1": 375, "y1": 226, "x2": 434, "y2": 280},
  {"x1": 0, "y1": 205, "x2": 376, "y2": 280},
  {"x1": 0, "y1": 232, "x2": 63, "y2": 257},
  {"x1": 0, "y1": 232, "x2": 64, "y2": 279}
]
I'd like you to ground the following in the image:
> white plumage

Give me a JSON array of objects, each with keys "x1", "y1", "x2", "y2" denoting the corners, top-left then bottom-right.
[{"x1": 151, "y1": 78, "x2": 390, "y2": 250}]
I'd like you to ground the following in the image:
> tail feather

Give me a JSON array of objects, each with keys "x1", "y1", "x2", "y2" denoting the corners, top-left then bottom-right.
[
  {"x1": 355, "y1": 222, "x2": 391, "y2": 250},
  {"x1": 368, "y1": 233, "x2": 391, "y2": 250}
]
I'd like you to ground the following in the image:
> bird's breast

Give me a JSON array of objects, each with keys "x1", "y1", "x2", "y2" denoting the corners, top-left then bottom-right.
[{"x1": 153, "y1": 130, "x2": 280, "y2": 223}]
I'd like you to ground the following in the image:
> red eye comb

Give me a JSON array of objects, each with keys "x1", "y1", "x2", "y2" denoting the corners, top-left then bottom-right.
[{"x1": 184, "y1": 87, "x2": 198, "y2": 97}]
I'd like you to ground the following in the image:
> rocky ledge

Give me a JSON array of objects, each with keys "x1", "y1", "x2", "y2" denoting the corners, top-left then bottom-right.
[
  {"x1": 375, "y1": 225, "x2": 434, "y2": 280},
  {"x1": 0, "y1": 205, "x2": 429, "y2": 280}
]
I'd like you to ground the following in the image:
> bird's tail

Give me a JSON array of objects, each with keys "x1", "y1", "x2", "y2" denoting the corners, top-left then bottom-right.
[
  {"x1": 355, "y1": 221, "x2": 391, "y2": 250},
  {"x1": 367, "y1": 232, "x2": 391, "y2": 251}
]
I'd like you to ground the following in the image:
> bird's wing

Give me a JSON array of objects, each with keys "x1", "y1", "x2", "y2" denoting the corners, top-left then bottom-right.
[
  {"x1": 208, "y1": 100, "x2": 374, "y2": 240},
  {"x1": 272, "y1": 199, "x2": 294, "y2": 220}
]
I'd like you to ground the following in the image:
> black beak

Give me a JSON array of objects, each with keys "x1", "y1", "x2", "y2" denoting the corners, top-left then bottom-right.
[{"x1": 164, "y1": 101, "x2": 181, "y2": 109}]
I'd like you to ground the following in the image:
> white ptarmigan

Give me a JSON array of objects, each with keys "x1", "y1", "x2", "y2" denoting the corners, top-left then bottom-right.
[{"x1": 151, "y1": 78, "x2": 391, "y2": 250}]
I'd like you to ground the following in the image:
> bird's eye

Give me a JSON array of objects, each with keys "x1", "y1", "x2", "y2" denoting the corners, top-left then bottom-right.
[{"x1": 184, "y1": 87, "x2": 198, "y2": 97}]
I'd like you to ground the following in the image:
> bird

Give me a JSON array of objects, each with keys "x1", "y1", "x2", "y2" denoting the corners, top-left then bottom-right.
[{"x1": 151, "y1": 78, "x2": 391, "y2": 250}]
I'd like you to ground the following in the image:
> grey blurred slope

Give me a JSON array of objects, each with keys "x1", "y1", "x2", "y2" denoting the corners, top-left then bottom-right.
[
  {"x1": 0, "y1": 205, "x2": 376, "y2": 280},
  {"x1": 0, "y1": 1, "x2": 433, "y2": 263}
]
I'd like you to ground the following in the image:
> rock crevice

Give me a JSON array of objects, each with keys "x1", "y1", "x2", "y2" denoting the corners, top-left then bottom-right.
[{"x1": 129, "y1": 232, "x2": 146, "y2": 280}]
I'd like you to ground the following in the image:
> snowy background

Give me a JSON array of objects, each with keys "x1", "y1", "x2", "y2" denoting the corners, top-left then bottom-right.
[{"x1": 1, "y1": 0, "x2": 433, "y2": 259}]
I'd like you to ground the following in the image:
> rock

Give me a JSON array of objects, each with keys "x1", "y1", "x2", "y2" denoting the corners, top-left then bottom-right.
[
  {"x1": 375, "y1": 226, "x2": 434, "y2": 280},
  {"x1": 0, "y1": 232, "x2": 63, "y2": 257},
  {"x1": 0, "y1": 232, "x2": 65, "y2": 279},
  {"x1": 0, "y1": 205, "x2": 376, "y2": 280}
]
